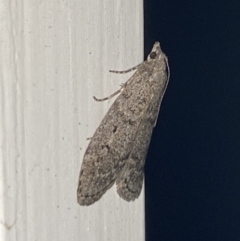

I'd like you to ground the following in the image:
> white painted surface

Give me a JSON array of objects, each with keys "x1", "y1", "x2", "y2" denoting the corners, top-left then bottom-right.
[{"x1": 0, "y1": 0, "x2": 144, "y2": 240}]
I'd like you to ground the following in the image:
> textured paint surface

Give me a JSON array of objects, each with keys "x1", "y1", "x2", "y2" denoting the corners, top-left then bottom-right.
[{"x1": 77, "y1": 42, "x2": 170, "y2": 206}]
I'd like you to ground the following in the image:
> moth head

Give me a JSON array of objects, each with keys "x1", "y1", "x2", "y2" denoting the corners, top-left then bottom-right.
[{"x1": 147, "y1": 42, "x2": 164, "y2": 61}]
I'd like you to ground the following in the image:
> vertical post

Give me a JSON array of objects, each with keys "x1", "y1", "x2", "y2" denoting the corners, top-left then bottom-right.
[{"x1": 0, "y1": 1, "x2": 144, "y2": 240}]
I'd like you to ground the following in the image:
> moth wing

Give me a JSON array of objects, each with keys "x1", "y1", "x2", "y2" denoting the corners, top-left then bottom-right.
[
  {"x1": 77, "y1": 152, "x2": 117, "y2": 205},
  {"x1": 77, "y1": 66, "x2": 154, "y2": 205},
  {"x1": 77, "y1": 99, "x2": 141, "y2": 206},
  {"x1": 116, "y1": 75, "x2": 168, "y2": 201},
  {"x1": 116, "y1": 117, "x2": 154, "y2": 201},
  {"x1": 77, "y1": 109, "x2": 141, "y2": 205}
]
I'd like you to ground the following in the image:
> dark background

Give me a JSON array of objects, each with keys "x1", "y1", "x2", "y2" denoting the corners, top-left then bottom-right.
[{"x1": 144, "y1": 1, "x2": 240, "y2": 241}]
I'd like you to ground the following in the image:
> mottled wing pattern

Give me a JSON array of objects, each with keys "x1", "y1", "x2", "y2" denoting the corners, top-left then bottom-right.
[
  {"x1": 77, "y1": 42, "x2": 169, "y2": 205},
  {"x1": 77, "y1": 71, "x2": 147, "y2": 205},
  {"x1": 116, "y1": 59, "x2": 169, "y2": 201}
]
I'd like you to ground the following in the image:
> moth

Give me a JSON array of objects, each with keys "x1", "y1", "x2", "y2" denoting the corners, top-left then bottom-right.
[{"x1": 77, "y1": 42, "x2": 170, "y2": 206}]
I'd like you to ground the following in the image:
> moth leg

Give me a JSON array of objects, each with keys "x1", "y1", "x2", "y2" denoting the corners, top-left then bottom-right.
[
  {"x1": 109, "y1": 63, "x2": 142, "y2": 74},
  {"x1": 93, "y1": 84, "x2": 125, "y2": 102},
  {"x1": 94, "y1": 62, "x2": 143, "y2": 102}
]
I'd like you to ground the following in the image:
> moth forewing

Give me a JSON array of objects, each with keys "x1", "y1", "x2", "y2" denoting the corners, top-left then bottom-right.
[{"x1": 77, "y1": 42, "x2": 169, "y2": 206}]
